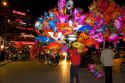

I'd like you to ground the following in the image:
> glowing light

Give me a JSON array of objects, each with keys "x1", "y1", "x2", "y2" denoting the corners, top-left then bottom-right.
[
  {"x1": 2, "y1": 1, "x2": 7, "y2": 6},
  {"x1": 60, "y1": 53, "x2": 68, "y2": 80},
  {"x1": 1, "y1": 45, "x2": 4, "y2": 49},
  {"x1": 123, "y1": 38, "x2": 125, "y2": 41},
  {"x1": 62, "y1": 52, "x2": 67, "y2": 62},
  {"x1": 11, "y1": 41, "x2": 35, "y2": 45},
  {"x1": 13, "y1": 10, "x2": 26, "y2": 16},
  {"x1": 62, "y1": 59, "x2": 67, "y2": 65}
]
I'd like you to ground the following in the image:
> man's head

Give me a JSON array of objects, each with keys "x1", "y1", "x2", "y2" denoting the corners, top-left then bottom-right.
[{"x1": 105, "y1": 42, "x2": 113, "y2": 48}]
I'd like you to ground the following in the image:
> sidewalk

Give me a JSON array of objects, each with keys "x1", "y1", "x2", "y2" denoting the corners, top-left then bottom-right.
[{"x1": 0, "y1": 60, "x2": 12, "y2": 66}]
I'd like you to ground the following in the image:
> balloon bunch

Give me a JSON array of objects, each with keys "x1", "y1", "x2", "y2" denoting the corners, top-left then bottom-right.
[
  {"x1": 33, "y1": 0, "x2": 125, "y2": 57},
  {"x1": 88, "y1": 64, "x2": 104, "y2": 79}
]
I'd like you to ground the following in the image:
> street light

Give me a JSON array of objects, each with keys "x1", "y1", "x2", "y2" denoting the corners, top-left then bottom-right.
[{"x1": 2, "y1": 1, "x2": 8, "y2": 7}]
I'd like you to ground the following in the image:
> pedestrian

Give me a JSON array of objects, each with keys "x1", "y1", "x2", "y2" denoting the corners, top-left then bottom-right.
[
  {"x1": 0, "y1": 50, "x2": 5, "y2": 61},
  {"x1": 100, "y1": 44, "x2": 115, "y2": 83},
  {"x1": 68, "y1": 47, "x2": 81, "y2": 83}
]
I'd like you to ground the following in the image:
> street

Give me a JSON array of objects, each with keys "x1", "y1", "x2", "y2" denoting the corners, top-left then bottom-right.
[{"x1": 0, "y1": 59, "x2": 125, "y2": 83}]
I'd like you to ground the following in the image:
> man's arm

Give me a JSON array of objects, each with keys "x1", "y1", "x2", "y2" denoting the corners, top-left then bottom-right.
[{"x1": 100, "y1": 52, "x2": 104, "y2": 65}]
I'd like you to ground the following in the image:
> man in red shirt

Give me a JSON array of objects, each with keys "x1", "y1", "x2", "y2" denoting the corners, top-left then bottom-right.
[{"x1": 68, "y1": 48, "x2": 81, "y2": 83}]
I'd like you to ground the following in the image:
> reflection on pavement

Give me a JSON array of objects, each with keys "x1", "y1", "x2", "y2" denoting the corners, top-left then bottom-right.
[{"x1": 60, "y1": 57, "x2": 70, "y2": 82}]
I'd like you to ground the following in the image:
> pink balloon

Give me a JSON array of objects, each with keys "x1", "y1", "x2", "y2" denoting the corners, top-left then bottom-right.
[
  {"x1": 114, "y1": 16, "x2": 123, "y2": 29},
  {"x1": 89, "y1": 28, "x2": 96, "y2": 35},
  {"x1": 95, "y1": 17, "x2": 105, "y2": 27},
  {"x1": 58, "y1": 0, "x2": 66, "y2": 14},
  {"x1": 109, "y1": 33, "x2": 119, "y2": 41},
  {"x1": 56, "y1": 15, "x2": 69, "y2": 23},
  {"x1": 73, "y1": 8, "x2": 86, "y2": 24},
  {"x1": 88, "y1": 64, "x2": 96, "y2": 72},
  {"x1": 92, "y1": 33, "x2": 104, "y2": 42},
  {"x1": 58, "y1": 0, "x2": 66, "y2": 9},
  {"x1": 74, "y1": 15, "x2": 86, "y2": 24},
  {"x1": 109, "y1": 33, "x2": 119, "y2": 44},
  {"x1": 61, "y1": 44, "x2": 69, "y2": 52}
]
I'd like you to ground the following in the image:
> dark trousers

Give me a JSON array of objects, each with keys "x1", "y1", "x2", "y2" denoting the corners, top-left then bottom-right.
[
  {"x1": 70, "y1": 65, "x2": 80, "y2": 83},
  {"x1": 104, "y1": 66, "x2": 112, "y2": 83}
]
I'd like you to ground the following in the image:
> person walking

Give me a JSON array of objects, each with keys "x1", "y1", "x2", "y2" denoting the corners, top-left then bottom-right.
[
  {"x1": 100, "y1": 44, "x2": 115, "y2": 83},
  {"x1": 68, "y1": 48, "x2": 81, "y2": 83}
]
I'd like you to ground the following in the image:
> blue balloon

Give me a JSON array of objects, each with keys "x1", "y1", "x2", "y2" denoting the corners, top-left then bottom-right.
[
  {"x1": 78, "y1": 24, "x2": 92, "y2": 32},
  {"x1": 35, "y1": 36, "x2": 49, "y2": 43},
  {"x1": 35, "y1": 17, "x2": 44, "y2": 30},
  {"x1": 93, "y1": 71, "x2": 98, "y2": 77},
  {"x1": 48, "y1": 20, "x2": 57, "y2": 32},
  {"x1": 37, "y1": 17, "x2": 44, "y2": 23},
  {"x1": 48, "y1": 38, "x2": 55, "y2": 43},
  {"x1": 96, "y1": 26, "x2": 106, "y2": 33},
  {"x1": 44, "y1": 12, "x2": 49, "y2": 19},
  {"x1": 35, "y1": 36, "x2": 55, "y2": 43},
  {"x1": 35, "y1": 21, "x2": 42, "y2": 30},
  {"x1": 49, "y1": 11, "x2": 54, "y2": 17}
]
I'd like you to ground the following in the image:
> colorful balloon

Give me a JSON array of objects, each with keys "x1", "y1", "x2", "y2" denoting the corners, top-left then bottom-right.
[
  {"x1": 78, "y1": 32, "x2": 89, "y2": 42},
  {"x1": 48, "y1": 19, "x2": 57, "y2": 32},
  {"x1": 61, "y1": 44, "x2": 69, "y2": 52},
  {"x1": 35, "y1": 17, "x2": 44, "y2": 30},
  {"x1": 78, "y1": 24, "x2": 92, "y2": 32},
  {"x1": 58, "y1": 0, "x2": 66, "y2": 14},
  {"x1": 114, "y1": 16, "x2": 123, "y2": 29},
  {"x1": 35, "y1": 36, "x2": 54, "y2": 43},
  {"x1": 73, "y1": 8, "x2": 86, "y2": 24},
  {"x1": 35, "y1": 21, "x2": 43, "y2": 30},
  {"x1": 91, "y1": 33, "x2": 104, "y2": 43},
  {"x1": 66, "y1": 0, "x2": 74, "y2": 10},
  {"x1": 34, "y1": 0, "x2": 125, "y2": 55},
  {"x1": 47, "y1": 42, "x2": 61, "y2": 50},
  {"x1": 67, "y1": 34, "x2": 77, "y2": 42},
  {"x1": 72, "y1": 42, "x2": 84, "y2": 49},
  {"x1": 56, "y1": 15, "x2": 69, "y2": 29},
  {"x1": 109, "y1": 33, "x2": 119, "y2": 44},
  {"x1": 48, "y1": 32, "x2": 65, "y2": 41}
]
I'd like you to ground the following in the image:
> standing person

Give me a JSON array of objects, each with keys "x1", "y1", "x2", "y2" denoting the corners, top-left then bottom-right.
[
  {"x1": 100, "y1": 44, "x2": 115, "y2": 83},
  {"x1": 68, "y1": 48, "x2": 81, "y2": 83}
]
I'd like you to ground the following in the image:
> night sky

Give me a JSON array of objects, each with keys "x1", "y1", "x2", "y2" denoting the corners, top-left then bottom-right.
[
  {"x1": 1, "y1": 0, "x2": 125, "y2": 17},
  {"x1": 8, "y1": 0, "x2": 93, "y2": 16}
]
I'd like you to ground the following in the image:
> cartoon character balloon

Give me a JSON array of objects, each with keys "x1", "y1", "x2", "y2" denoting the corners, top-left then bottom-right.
[
  {"x1": 56, "y1": 15, "x2": 69, "y2": 33},
  {"x1": 35, "y1": 17, "x2": 44, "y2": 30},
  {"x1": 66, "y1": 0, "x2": 74, "y2": 15},
  {"x1": 58, "y1": 0, "x2": 66, "y2": 14},
  {"x1": 73, "y1": 8, "x2": 86, "y2": 24},
  {"x1": 34, "y1": 0, "x2": 125, "y2": 55},
  {"x1": 114, "y1": 16, "x2": 123, "y2": 30}
]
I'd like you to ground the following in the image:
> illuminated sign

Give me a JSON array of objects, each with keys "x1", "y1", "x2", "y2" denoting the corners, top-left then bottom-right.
[
  {"x1": 13, "y1": 10, "x2": 26, "y2": 16},
  {"x1": 21, "y1": 33, "x2": 34, "y2": 38},
  {"x1": 11, "y1": 41, "x2": 35, "y2": 45}
]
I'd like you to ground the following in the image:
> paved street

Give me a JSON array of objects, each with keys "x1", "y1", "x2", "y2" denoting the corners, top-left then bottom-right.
[{"x1": 0, "y1": 59, "x2": 125, "y2": 83}]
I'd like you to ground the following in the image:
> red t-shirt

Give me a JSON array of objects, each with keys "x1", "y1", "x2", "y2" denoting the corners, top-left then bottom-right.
[{"x1": 68, "y1": 49, "x2": 81, "y2": 65}]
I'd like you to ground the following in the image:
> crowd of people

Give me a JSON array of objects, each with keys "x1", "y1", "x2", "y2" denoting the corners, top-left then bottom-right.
[
  {"x1": 0, "y1": 45, "x2": 61, "y2": 66},
  {"x1": 38, "y1": 50, "x2": 60, "y2": 65},
  {"x1": 0, "y1": 46, "x2": 30, "y2": 62}
]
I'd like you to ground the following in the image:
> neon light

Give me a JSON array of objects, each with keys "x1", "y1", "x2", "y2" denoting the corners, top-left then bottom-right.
[
  {"x1": 13, "y1": 10, "x2": 26, "y2": 16},
  {"x1": 11, "y1": 41, "x2": 35, "y2": 45}
]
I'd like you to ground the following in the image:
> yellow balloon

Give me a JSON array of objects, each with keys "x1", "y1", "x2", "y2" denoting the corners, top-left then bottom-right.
[{"x1": 72, "y1": 42, "x2": 84, "y2": 49}]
